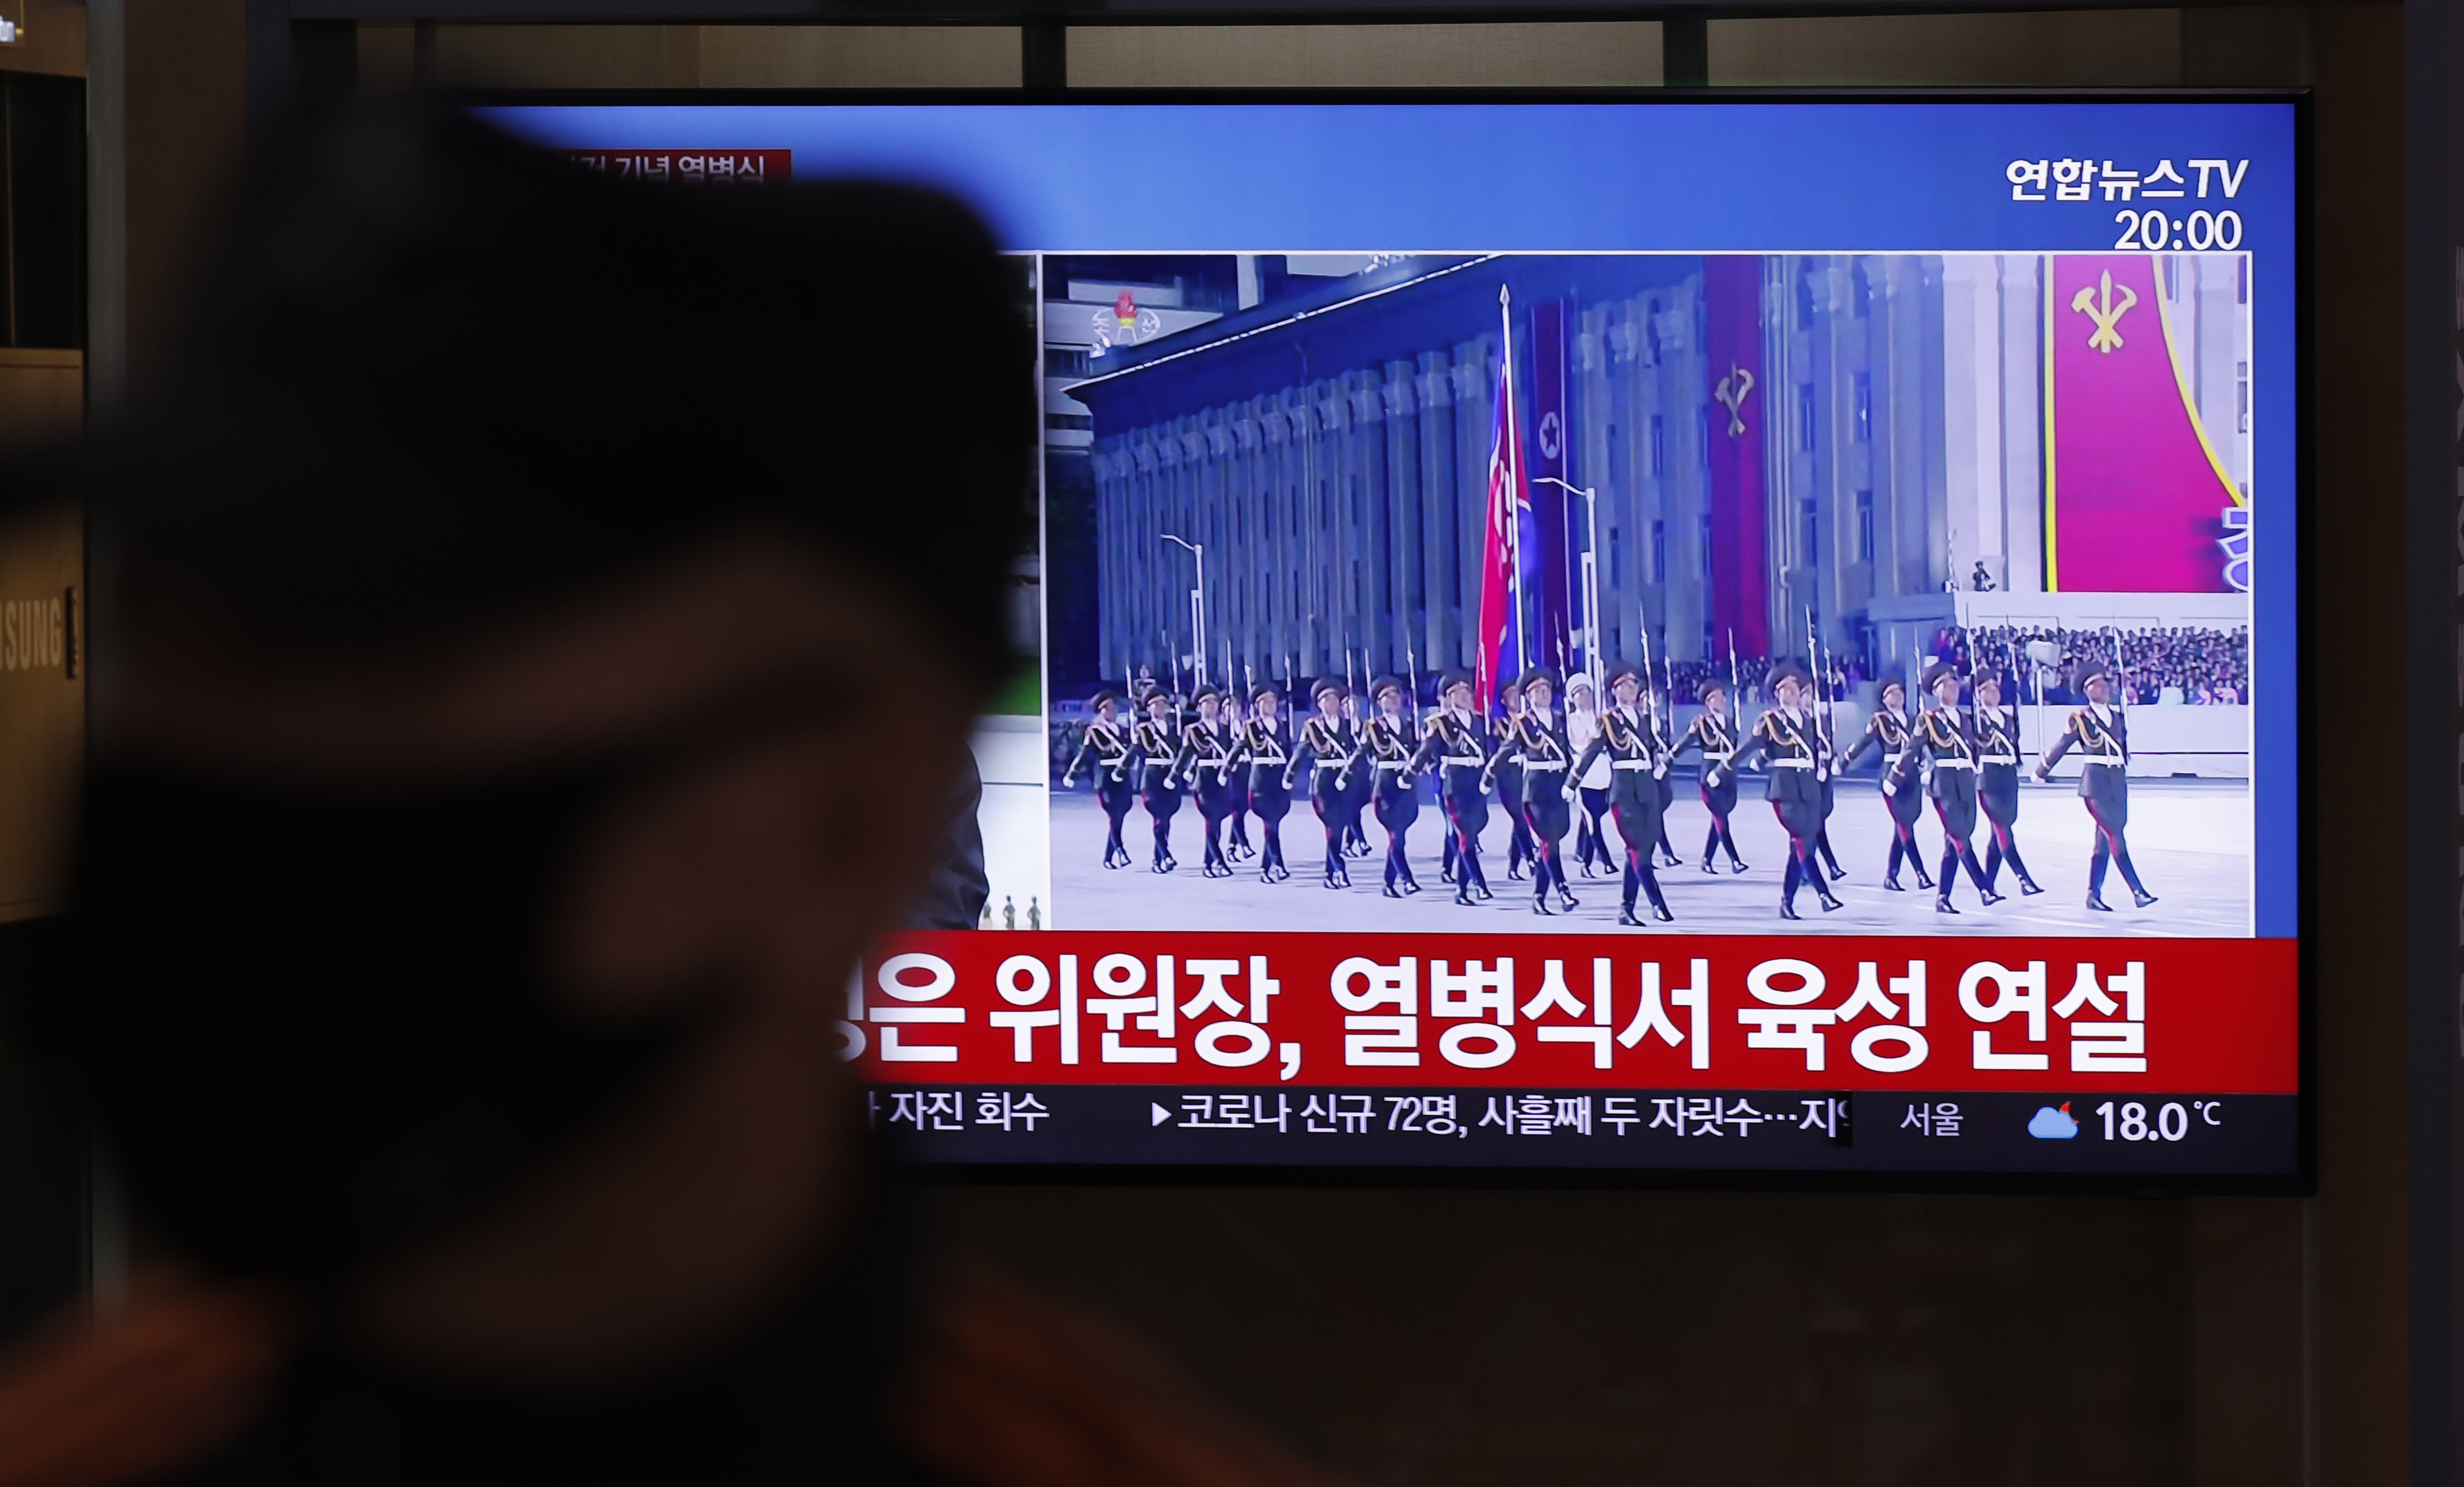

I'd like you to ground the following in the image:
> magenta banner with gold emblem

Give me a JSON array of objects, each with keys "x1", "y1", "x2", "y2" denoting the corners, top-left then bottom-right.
[{"x1": 2045, "y1": 254, "x2": 2245, "y2": 592}]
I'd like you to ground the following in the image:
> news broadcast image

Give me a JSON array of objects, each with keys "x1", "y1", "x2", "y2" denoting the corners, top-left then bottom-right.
[{"x1": 496, "y1": 101, "x2": 2299, "y2": 1181}]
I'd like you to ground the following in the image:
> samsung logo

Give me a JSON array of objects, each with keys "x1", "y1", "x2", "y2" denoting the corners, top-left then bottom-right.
[{"x1": 0, "y1": 595, "x2": 66, "y2": 674}]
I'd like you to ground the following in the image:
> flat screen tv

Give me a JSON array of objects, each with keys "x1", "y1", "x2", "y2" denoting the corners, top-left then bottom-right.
[{"x1": 493, "y1": 92, "x2": 2305, "y2": 1188}]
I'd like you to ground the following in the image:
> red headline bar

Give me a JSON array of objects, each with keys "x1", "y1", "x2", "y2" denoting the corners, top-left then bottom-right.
[{"x1": 845, "y1": 933, "x2": 2297, "y2": 1095}]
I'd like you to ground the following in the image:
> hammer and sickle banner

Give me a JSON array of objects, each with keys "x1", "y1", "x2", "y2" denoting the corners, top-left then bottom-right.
[{"x1": 2044, "y1": 254, "x2": 2247, "y2": 592}]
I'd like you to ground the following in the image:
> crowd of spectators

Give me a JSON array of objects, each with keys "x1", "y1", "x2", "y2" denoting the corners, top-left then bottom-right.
[{"x1": 1958, "y1": 624, "x2": 2251, "y2": 705}]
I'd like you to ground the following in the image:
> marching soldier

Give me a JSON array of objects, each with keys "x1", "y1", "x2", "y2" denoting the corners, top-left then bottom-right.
[
  {"x1": 1565, "y1": 673, "x2": 1615, "y2": 878},
  {"x1": 1972, "y1": 671, "x2": 2044, "y2": 897},
  {"x1": 1571, "y1": 661, "x2": 1675, "y2": 925},
  {"x1": 1340, "y1": 689, "x2": 1376, "y2": 860},
  {"x1": 1887, "y1": 662, "x2": 2000, "y2": 913},
  {"x1": 2035, "y1": 661, "x2": 2158, "y2": 911},
  {"x1": 1409, "y1": 670, "x2": 1496, "y2": 906},
  {"x1": 1288, "y1": 679, "x2": 1363, "y2": 890},
  {"x1": 1227, "y1": 682, "x2": 1295, "y2": 883},
  {"x1": 1484, "y1": 668, "x2": 1581, "y2": 915},
  {"x1": 1173, "y1": 684, "x2": 1239, "y2": 878},
  {"x1": 1714, "y1": 661, "x2": 1843, "y2": 918},
  {"x1": 1341, "y1": 674, "x2": 1426, "y2": 897},
  {"x1": 1671, "y1": 679, "x2": 1749, "y2": 874},
  {"x1": 1060, "y1": 689, "x2": 1136, "y2": 870},
  {"x1": 1491, "y1": 676, "x2": 1534, "y2": 880},
  {"x1": 1643, "y1": 681, "x2": 1684, "y2": 868},
  {"x1": 1810, "y1": 672, "x2": 1847, "y2": 883},
  {"x1": 1132, "y1": 688, "x2": 1183, "y2": 873},
  {"x1": 1839, "y1": 679, "x2": 1932, "y2": 892},
  {"x1": 1222, "y1": 688, "x2": 1256, "y2": 863}
]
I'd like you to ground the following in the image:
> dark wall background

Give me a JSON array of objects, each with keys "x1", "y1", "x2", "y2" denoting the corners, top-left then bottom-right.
[{"x1": 0, "y1": 5, "x2": 2407, "y2": 1484}]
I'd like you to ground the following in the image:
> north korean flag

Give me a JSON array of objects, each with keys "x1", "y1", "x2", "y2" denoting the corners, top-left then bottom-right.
[{"x1": 1476, "y1": 350, "x2": 1538, "y2": 713}]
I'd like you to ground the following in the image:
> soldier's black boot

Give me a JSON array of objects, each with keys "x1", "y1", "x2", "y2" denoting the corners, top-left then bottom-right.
[
  {"x1": 2113, "y1": 845, "x2": 2156, "y2": 907},
  {"x1": 1817, "y1": 854, "x2": 1845, "y2": 912},
  {"x1": 1935, "y1": 894, "x2": 1960, "y2": 914},
  {"x1": 1617, "y1": 901, "x2": 1644, "y2": 926},
  {"x1": 2087, "y1": 893, "x2": 2113, "y2": 912},
  {"x1": 2005, "y1": 838, "x2": 2045, "y2": 895},
  {"x1": 1779, "y1": 856, "x2": 1803, "y2": 919}
]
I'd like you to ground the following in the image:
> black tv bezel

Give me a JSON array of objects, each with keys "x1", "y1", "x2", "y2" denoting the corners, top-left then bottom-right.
[{"x1": 472, "y1": 86, "x2": 2315, "y2": 1197}]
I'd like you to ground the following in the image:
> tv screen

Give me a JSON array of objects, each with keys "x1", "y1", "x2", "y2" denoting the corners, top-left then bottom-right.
[{"x1": 495, "y1": 94, "x2": 2303, "y2": 1186}]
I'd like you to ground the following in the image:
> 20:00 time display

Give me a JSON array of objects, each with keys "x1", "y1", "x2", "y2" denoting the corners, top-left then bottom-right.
[{"x1": 2113, "y1": 208, "x2": 2243, "y2": 250}]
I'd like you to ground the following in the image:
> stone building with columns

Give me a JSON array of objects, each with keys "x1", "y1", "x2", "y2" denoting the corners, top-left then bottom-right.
[{"x1": 1050, "y1": 251, "x2": 2251, "y2": 698}]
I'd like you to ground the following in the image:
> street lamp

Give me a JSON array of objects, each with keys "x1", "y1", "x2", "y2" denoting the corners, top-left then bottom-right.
[
  {"x1": 1533, "y1": 476, "x2": 1600, "y2": 693},
  {"x1": 1161, "y1": 533, "x2": 1206, "y2": 688}
]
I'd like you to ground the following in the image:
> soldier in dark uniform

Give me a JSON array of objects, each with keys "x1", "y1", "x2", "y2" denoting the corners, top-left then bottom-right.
[
  {"x1": 1565, "y1": 672, "x2": 1615, "y2": 879},
  {"x1": 1341, "y1": 674, "x2": 1425, "y2": 898},
  {"x1": 1887, "y1": 662, "x2": 2000, "y2": 913},
  {"x1": 1222, "y1": 688, "x2": 1256, "y2": 862},
  {"x1": 1641, "y1": 677, "x2": 1684, "y2": 868},
  {"x1": 1289, "y1": 679, "x2": 1363, "y2": 890},
  {"x1": 1409, "y1": 670, "x2": 1495, "y2": 906},
  {"x1": 1484, "y1": 667, "x2": 1581, "y2": 914},
  {"x1": 1060, "y1": 689, "x2": 1135, "y2": 869},
  {"x1": 1132, "y1": 688, "x2": 1183, "y2": 873},
  {"x1": 1227, "y1": 682, "x2": 1294, "y2": 883},
  {"x1": 1572, "y1": 661, "x2": 1675, "y2": 925},
  {"x1": 1491, "y1": 676, "x2": 1533, "y2": 880},
  {"x1": 1671, "y1": 679, "x2": 1749, "y2": 874},
  {"x1": 2036, "y1": 661, "x2": 2158, "y2": 911},
  {"x1": 1971, "y1": 672, "x2": 2043, "y2": 896},
  {"x1": 1172, "y1": 683, "x2": 1238, "y2": 878},
  {"x1": 1839, "y1": 679, "x2": 1932, "y2": 892},
  {"x1": 1715, "y1": 660, "x2": 1843, "y2": 918},
  {"x1": 1340, "y1": 690, "x2": 1376, "y2": 860},
  {"x1": 1810, "y1": 671, "x2": 1847, "y2": 883}
]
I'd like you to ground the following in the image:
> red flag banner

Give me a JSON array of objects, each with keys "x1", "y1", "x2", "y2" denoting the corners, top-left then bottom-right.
[{"x1": 2045, "y1": 254, "x2": 2245, "y2": 592}]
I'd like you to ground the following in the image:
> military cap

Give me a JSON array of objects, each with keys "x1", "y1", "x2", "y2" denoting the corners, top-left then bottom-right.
[
  {"x1": 1699, "y1": 676, "x2": 1728, "y2": 699},
  {"x1": 1923, "y1": 660, "x2": 1960, "y2": 689},
  {"x1": 1497, "y1": 671, "x2": 1525, "y2": 696},
  {"x1": 1605, "y1": 660, "x2": 1644, "y2": 688},
  {"x1": 1090, "y1": 688, "x2": 1120, "y2": 709},
  {"x1": 1372, "y1": 674, "x2": 1406, "y2": 700},
  {"x1": 1879, "y1": 677, "x2": 1906, "y2": 699},
  {"x1": 1250, "y1": 681, "x2": 1283, "y2": 703},
  {"x1": 2072, "y1": 661, "x2": 2113, "y2": 691},
  {"x1": 1190, "y1": 683, "x2": 1220, "y2": 706},
  {"x1": 1439, "y1": 669, "x2": 1476, "y2": 696},
  {"x1": 1767, "y1": 659, "x2": 1812, "y2": 688},
  {"x1": 1516, "y1": 666, "x2": 1561, "y2": 694},
  {"x1": 1310, "y1": 677, "x2": 1347, "y2": 702}
]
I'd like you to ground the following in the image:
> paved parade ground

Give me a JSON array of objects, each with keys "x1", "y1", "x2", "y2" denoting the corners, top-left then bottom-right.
[{"x1": 1044, "y1": 776, "x2": 2251, "y2": 937}]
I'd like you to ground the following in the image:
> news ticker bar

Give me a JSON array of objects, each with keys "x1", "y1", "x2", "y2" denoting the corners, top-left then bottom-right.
[{"x1": 870, "y1": 1085, "x2": 2299, "y2": 1176}]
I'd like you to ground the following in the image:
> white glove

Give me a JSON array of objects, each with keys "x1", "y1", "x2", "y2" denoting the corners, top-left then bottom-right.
[
  {"x1": 1881, "y1": 779, "x2": 1896, "y2": 798},
  {"x1": 1705, "y1": 768, "x2": 1722, "y2": 788}
]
